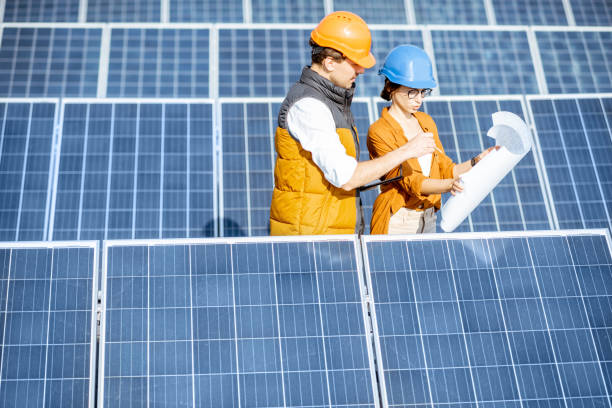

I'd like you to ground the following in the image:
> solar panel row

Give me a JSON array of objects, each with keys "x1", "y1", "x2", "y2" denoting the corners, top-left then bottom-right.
[
  {"x1": 2, "y1": 231, "x2": 611, "y2": 407},
  {"x1": 1, "y1": 26, "x2": 610, "y2": 98},
  {"x1": 3, "y1": 0, "x2": 610, "y2": 25},
  {"x1": 1, "y1": 95, "x2": 610, "y2": 240}
]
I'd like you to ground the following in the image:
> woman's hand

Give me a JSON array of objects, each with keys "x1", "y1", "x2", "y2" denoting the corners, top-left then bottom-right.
[
  {"x1": 474, "y1": 145, "x2": 501, "y2": 164},
  {"x1": 448, "y1": 177, "x2": 463, "y2": 196}
]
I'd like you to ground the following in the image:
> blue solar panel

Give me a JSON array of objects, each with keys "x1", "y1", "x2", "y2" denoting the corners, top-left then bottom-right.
[
  {"x1": 432, "y1": 30, "x2": 539, "y2": 95},
  {"x1": 0, "y1": 242, "x2": 97, "y2": 408},
  {"x1": 333, "y1": 0, "x2": 408, "y2": 24},
  {"x1": 536, "y1": 30, "x2": 612, "y2": 94},
  {"x1": 51, "y1": 101, "x2": 215, "y2": 240},
  {"x1": 169, "y1": 0, "x2": 243, "y2": 22},
  {"x1": 220, "y1": 99, "x2": 374, "y2": 236},
  {"x1": 492, "y1": 0, "x2": 568, "y2": 25},
  {"x1": 0, "y1": 101, "x2": 56, "y2": 241},
  {"x1": 251, "y1": 0, "x2": 325, "y2": 23},
  {"x1": 413, "y1": 0, "x2": 488, "y2": 24},
  {"x1": 571, "y1": 0, "x2": 612, "y2": 26},
  {"x1": 2, "y1": 0, "x2": 79, "y2": 22},
  {"x1": 363, "y1": 230, "x2": 612, "y2": 407},
  {"x1": 375, "y1": 97, "x2": 553, "y2": 232},
  {"x1": 107, "y1": 28, "x2": 209, "y2": 97},
  {"x1": 529, "y1": 96, "x2": 612, "y2": 231},
  {"x1": 87, "y1": 0, "x2": 161, "y2": 22},
  {"x1": 0, "y1": 27, "x2": 101, "y2": 97},
  {"x1": 100, "y1": 237, "x2": 377, "y2": 408}
]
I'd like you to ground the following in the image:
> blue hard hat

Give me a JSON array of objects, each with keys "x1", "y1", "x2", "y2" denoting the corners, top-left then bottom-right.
[{"x1": 379, "y1": 45, "x2": 437, "y2": 89}]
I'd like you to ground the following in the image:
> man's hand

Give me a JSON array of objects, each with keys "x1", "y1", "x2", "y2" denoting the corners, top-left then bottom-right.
[{"x1": 399, "y1": 132, "x2": 435, "y2": 159}]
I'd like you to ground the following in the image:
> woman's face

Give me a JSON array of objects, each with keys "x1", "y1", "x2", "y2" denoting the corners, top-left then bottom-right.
[{"x1": 391, "y1": 86, "x2": 427, "y2": 114}]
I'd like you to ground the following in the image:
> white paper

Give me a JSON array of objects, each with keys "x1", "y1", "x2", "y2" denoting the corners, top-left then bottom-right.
[{"x1": 440, "y1": 111, "x2": 532, "y2": 232}]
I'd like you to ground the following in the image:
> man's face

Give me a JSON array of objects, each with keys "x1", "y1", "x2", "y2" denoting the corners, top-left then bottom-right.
[{"x1": 328, "y1": 57, "x2": 365, "y2": 89}]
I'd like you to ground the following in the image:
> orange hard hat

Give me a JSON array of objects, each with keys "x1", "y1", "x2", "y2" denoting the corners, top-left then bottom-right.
[{"x1": 310, "y1": 11, "x2": 376, "y2": 69}]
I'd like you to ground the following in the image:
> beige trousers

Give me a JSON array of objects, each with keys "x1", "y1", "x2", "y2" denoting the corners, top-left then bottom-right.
[{"x1": 388, "y1": 207, "x2": 437, "y2": 234}]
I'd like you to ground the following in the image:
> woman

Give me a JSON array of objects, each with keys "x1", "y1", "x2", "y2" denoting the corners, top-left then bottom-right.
[{"x1": 367, "y1": 45, "x2": 497, "y2": 234}]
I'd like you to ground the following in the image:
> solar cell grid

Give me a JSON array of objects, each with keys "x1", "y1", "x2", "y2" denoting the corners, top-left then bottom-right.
[
  {"x1": 107, "y1": 28, "x2": 210, "y2": 97},
  {"x1": 413, "y1": 0, "x2": 488, "y2": 24},
  {"x1": 169, "y1": 0, "x2": 243, "y2": 22},
  {"x1": 529, "y1": 96, "x2": 612, "y2": 231},
  {"x1": 51, "y1": 101, "x2": 216, "y2": 241},
  {"x1": 0, "y1": 101, "x2": 56, "y2": 241},
  {"x1": 251, "y1": 0, "x2": 325, "y2": 23},
  {"x1": 333, "y1": 0, "x2": 408, "y2": 24},
  {"x1": 86, "y1": 0, "x2": 161, "y2": 22},
  {"x1": 432, "y1": 29, "x2": 539, "y2": 95},
  {"x1": 571, "y1": 0, "x2": 612, "y2": 26},
  {"x1": 2, "y1": 0, "x2": 79, "y2": 22},
  {"x1": 536, "y1": 30, "x2": 612, "y2": 94},
  {"x1": 363, "y1": 231, "x2": 612, "y2": 407},
  {"x1": 100, "y1": 237, "x2": 377, "y2": 408},
  {"x1": 0, "y1": 242, "x2": 97, "y2": 408},
  {"x1": 0, "y1": 27, "x2": 101, "y2": 97},
  {"x1": 492, "y1": 0, "x2": 568, "y2": 25}
]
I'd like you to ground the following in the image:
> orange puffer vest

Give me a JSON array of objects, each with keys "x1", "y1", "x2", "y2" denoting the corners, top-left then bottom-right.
[{"x1": 270, "y1": 67, "x2": 360, "y2": 235}]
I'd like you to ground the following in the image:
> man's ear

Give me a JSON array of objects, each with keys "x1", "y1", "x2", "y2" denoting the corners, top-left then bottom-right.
[{"x1": 322, "y1": 56, "x2": 336, "y2": 72}]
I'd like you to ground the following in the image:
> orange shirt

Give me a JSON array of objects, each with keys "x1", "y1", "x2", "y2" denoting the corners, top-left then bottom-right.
[{"x1": 367, "y1": 107, "x2": 455, "y2": 234}]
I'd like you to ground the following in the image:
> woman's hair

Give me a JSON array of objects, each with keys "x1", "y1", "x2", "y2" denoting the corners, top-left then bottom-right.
[
  {"x1": 310, "y1": 39, "x2": 344, "y2": 64},
  {"x1": 380, "y1": 78, "x2": 401, "y2": 101}
]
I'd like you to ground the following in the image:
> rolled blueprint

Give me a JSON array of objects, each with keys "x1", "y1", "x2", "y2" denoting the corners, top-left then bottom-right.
[{"x1": 439, "y1": 111, "x2": 532, "y2": 232}]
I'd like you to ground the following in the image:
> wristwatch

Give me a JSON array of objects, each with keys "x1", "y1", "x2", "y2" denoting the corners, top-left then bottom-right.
[{"x1": 471, "y1": 156, "x2": 478, "y2": 167}]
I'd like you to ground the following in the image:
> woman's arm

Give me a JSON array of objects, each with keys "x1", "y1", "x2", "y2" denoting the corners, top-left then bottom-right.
[{"x1": 452, "y1": 146, "x2": 500, "y2": 178}]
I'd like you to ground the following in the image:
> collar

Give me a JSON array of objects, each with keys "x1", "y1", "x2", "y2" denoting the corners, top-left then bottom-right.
[{"x1": 299, "y1": 66, "x2": 354, "y2": 109}]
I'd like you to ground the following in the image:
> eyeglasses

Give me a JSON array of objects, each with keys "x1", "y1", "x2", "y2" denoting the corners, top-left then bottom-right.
[{"x1": 398, "y1": 88, "x2": 432, "y2": 99}]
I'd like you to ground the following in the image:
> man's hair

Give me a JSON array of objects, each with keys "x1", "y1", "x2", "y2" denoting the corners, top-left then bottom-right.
[
  {"x1": 380, "y1": 78, "x2": 401, "y2": 101},
  {"x1": 310, "y1": 38, "x2": 344, "y2": 65}
]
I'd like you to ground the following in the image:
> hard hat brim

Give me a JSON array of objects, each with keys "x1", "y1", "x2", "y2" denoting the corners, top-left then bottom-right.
[{"x1": 353, "y1": 52, "x2": 376, "y2": 69}]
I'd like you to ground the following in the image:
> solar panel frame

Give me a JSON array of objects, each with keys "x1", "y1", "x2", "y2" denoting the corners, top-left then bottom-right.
[
  {"x1": 373, "y1": 94, "x2": 556, "y2": 233},
  {"x1": 360, "y1": 228, "x2": 612, "y2": 408},
  {"x1": 98, "y1": 235, "x2": 380, "y2": 408},
  {"x1": 526, "y1": 93, "x2": 612, "y2": 232},
  {"x1": 0, "y1": 240, "x2": 99, "y2": 408},
  {"x1": 48, "y1": 98, "x2": 218, "y2": 240}
]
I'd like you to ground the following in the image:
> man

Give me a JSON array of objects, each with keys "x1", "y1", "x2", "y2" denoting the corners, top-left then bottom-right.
[{"x1": 270, "y1": 11, "x2": 435, "y2": 235}]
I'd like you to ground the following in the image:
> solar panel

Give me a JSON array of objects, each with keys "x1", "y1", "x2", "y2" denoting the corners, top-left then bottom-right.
[
  {"x1": 169, "y1": 0, "x2": 243, "y2": 22},
  {"x1": 0, "y1": 241, "x2": 98, "y2": 408},
  {"x1": 219, "y1": 99, "x2": 375, "y2": 237},
  {"x1": 107, "y1": 28, "x2": 210, "y2": 97},
  {"x1": 492, "y1": 0, "x2": 568, "y2": 25},
  {"x1": 413, "y1": 0, "x2": 488, "y2": 24},
  {"x1": 432, "y1": 29, "x2": 539, "y2": 95},
  {"x1": 362, "y1": 230, "x2": 612, "y2": 407},
  {"x1": 0, "y1": 27, "x2": 101, "y2": 97},
  {"x1": 86, "y1": 0, "x2": 161, "y2": 22},
  {"x1": 50, "y1": 101, "x2": 216, "y2": 240},
  {"x1": 374, "y1": 97, "x2": 553, "y2": 232},
  {"x1": 99, "y1": 237, "x2": 378, "y2": 408},
  {"x1": 571, "y1": 0, "x2": 612, "y2": 26},
  {"x1": 251, "y1": 0, "x2": 324, "y2": 23},
  {"x1": 333, "y1": 0, "x2": 408, "y2": 24},
  {"x1": 0, "y1": 100, "x2": 57, "y2": 241},
  {"x1": 2, "y1": 0, "x2": 79, "y2": 22},
  {"x1": 528, "y1": 96, "x2": 612, "y2": 231},
  {"x1": 536, "y1": 30, "x2": 612, "y2": 94}
]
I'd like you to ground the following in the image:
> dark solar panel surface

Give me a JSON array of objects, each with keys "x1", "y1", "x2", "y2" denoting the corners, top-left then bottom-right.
[
  {"x1": 0, "y1": 243, "x2": 97, "y2": 408},
  {"x1": 169, "y1": 0, "x2": 243, "y2": 22},
  {"x1": 529, "y1": 97, "x2": 612, "y2": 231},
  {"x1": 0, "y1": 101, "x2": 56, "y2": 241},
  {"x1": 413, "y1": 0, "x2": 488, "y2": 24},
  {"x1": 0, "y1": 27, "x2": 101, "y2": 97},
  {"x1": 107, "y1": 28, "x2": 210, "y2": 97},
  {"x1": 86, "y1": 0, "x2": 161, "y2": 22},
  {"x1": 492, "y1": 0, "x2": 568, "y2": 25},
  {"x1": 432, "y1": 30, "x2": 539, "y2": 95},
  {"x1": 333, "y1": 0, "x2": 408, "y2": 24},
  {"x1": 2, "y1": 0, "x2": 79, "y2": 22},
  {"x1": 251, "y1": 0, "x2": 325, "y2": 23},
  {"x1": 536, "y1": 30, "x2": 612, "y2": 94},
  {"x1": 51, "y1": 102, "x2": 215, "y2": 240},
  {"x1": 101, "y1": 238, "x2": 376, "y2": 408},
  {"x1": 364, "y1": 231, "x2": 612, "y2": 407},
  {"x1": 375, "y1": 98, "x2": 553, "y2": 232},
  {"x1": 571, "y1": 0, "x2": 612, "y2": 26}
]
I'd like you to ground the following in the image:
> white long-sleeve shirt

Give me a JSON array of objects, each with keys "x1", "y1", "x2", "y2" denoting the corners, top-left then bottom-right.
[{"x1": 286, "y1": 97, "x2": 358, "y2": 188}]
